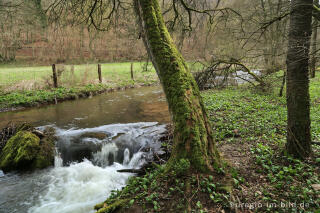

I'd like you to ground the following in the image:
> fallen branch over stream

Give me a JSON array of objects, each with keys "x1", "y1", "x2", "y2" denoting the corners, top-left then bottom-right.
[
  {"x1": 117, "y1": 169, "x2": 146, "y2": 175},
  {"x1": 194, "y1": 59, "x2": 266, "y2": 90}
]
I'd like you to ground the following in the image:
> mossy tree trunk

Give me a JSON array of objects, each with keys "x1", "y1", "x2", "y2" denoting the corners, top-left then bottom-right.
[
  {"x1": 135, "y1": 0, "x2": 221, "y2": 172},
  {"x1": 286, "y1": 0, "x2": 313, "y2": 158}
]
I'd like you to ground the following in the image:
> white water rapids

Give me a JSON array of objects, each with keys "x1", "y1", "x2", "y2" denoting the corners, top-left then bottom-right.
[
  {"x1": 28, "y1": 159, "x2": 131, "y2": 213},
  {"x1": 0, "y1": 122, "x2": 166, "y2": 213}
]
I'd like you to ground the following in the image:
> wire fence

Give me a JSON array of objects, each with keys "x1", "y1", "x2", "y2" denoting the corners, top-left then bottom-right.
[{"x1": 0, "y1": 63, "x2": 157, "y2": 92}]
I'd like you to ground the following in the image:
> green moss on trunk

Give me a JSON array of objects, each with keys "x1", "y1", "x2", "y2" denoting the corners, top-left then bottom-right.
[
  {"x1": 95, "y1": 199, "x2": 129, "y2": 213},
  {"x1": 135, "y1": 0, "x2": 221, "y2": 172}
]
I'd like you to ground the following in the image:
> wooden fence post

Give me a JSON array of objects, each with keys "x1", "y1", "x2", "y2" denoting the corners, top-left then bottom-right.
[
  {"x1": 98, "y1": 64, "x2": 102, "y2": 83},
  {"x1": 70, "y1": 65, "x2": 75, "y2": 84},
  {"x1": 71, "y1": 65, "x2": 74, "y2": 75},
  {"x1": 130, "y1": 63, "x2": 134, "y2": 80},
  {"x1": 52, "y1": 64, "x2": 58, "y2": 88}
]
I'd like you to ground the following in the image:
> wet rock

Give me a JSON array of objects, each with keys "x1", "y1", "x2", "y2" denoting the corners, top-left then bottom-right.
[
  {"x1": 32, "y1": 130, "x2": 45, "y2": 138},
  {"x1": 59, "y1": 143, "x2": 101, "y2": 165},
  {"x1": 0, "y1": 131, "x2": 54, "y2": 172},
  {"x1": 43, "y1": 126, "x2": 56, "y2": 136},
  {"x1": 80, "y1": 132, "x2": 109, "y2": 140},
  {"x1": 111, "y1": 133, "x2": 125, "y2": 140},
  {"x1": 33, "y1": 135, "x2": 55, "y2": 169}
]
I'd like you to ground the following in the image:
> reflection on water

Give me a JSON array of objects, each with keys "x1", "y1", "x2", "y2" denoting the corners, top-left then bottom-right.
[{"x1": 0, "y1": 86, "x2": 170, "y2": 129}]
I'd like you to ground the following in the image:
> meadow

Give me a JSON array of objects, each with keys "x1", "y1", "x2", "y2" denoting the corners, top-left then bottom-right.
[{"x1": 0, "y1": 62, "x2": 157, "y2": 92}]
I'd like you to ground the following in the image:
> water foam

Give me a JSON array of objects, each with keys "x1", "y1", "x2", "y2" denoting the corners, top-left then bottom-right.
[
  {"x1": 28, "y1": 159, "x2": 132, "y2": 213},
  {"x1": 28, "y1": 122, "x2": 166, "y2": 213}
]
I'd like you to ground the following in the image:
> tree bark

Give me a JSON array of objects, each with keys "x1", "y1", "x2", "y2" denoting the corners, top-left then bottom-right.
[
  {"x1": 135, "y1": 0, "x2": 221, "y2": 172},
  {"x1": 286, "y1": 0, "x2": 313, "y2": 158},
  {"x1": 52, "y1": 64, "x2": 58, "y2": 88},
  {"x1": 311, "y1": 0, "x2": 319, "y2": 78}
]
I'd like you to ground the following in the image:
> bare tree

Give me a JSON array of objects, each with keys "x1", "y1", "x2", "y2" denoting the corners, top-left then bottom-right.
[{"x1": 0, "y1": 0, "x2": 48, "y2": 62}]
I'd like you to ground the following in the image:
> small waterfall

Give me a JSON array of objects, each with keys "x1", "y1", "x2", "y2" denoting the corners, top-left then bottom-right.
[
  {"x1": 54, "y1": 148, "x2": 63, "y2": 168},
  {"x1": 92, "y1": 143, "x2": 118, "y2": 167},
  {"x1": 129, "y1": 152, "x2": 146, "y2": 168},
  {"x1": 123, "y1": 148, "x2": 130, "y2": 166},
  {"x1": 26, "y1": 122, "x2": 167, "y2": 213}
]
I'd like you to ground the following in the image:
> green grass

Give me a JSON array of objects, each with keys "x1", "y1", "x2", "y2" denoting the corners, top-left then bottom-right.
[
  {"x1": 0, "y1": 85, "x2": 102, "y2": 108},
  {"x1": 0, "y1": 62, "x2": 156, "y2": 90},
  {"x1": 202, "y1": 74, "x2": 320, "y2": 142},
  {"x1": 0, "y1": 62, "x2": 158, "y2": 110},
  {"x1": 0, "y1": 61, "x2": 207, "y2": 90}
]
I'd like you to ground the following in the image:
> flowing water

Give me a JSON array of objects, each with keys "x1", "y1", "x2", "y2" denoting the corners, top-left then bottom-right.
[
  {"x1": 0, "y1": 86, "x2": 170, "y2": 129},
  {"x1": 0, "y1": 86, "x2": 170, "y2": 213}
]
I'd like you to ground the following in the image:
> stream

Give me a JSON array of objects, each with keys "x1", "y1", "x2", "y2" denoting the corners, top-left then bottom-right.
[{"x1": 0, "y1": 86, "x2": 170, "y2": 213}]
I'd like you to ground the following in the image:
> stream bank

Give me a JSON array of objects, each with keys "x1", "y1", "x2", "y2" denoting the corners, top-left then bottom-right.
[{"x1": 0, "y1": 82, "x2": 158, "y2": 113}]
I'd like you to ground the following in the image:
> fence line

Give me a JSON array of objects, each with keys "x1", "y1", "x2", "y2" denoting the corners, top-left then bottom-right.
[{"x1": 0, "y1": 62, "x2": 156, "y2": 93}]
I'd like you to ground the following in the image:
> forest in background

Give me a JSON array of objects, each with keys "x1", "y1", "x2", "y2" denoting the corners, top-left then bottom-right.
[{"x1": 0, "y1": 0, "x2": 293, "y2": 75}]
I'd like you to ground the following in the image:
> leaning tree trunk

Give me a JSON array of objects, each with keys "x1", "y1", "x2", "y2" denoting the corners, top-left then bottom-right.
[
  {"x1": 286, "y1": 0, "x2": 313, "y2": 158},
  {"x1": 135, "y1": 0, "x2": 221, "y2": 172},
  {"x1": 311, "y1": 0, "x2": 319, "y2": 78}
]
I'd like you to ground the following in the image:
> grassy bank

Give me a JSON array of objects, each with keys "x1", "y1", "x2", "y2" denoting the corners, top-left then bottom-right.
[
  {"x1": 95, "y1": 76, "x2": 320, "y2": 212},
  {"x1": 0, "y1": 61, "x2": 207, "y2": 111},
  {"x1": 0, "y1": 62, "x2": 156, "y2": 90},
  {"x1": 0, "y1": 62, "x2": 158, "y2": 111}
]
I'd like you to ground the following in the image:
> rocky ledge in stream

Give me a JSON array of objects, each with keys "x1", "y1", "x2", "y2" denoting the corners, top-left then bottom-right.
[{"x1": 0, "y1": 123, "x2": 55, "y2": 172}]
